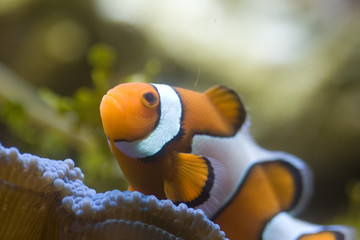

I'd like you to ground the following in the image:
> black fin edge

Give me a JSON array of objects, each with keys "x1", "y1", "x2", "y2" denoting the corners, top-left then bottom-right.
[
  {"x1": 174, "y1": 156, "x2": 215, "y2": 208},
  {"x1": 211, "y1": 159, "x2": 304, "y2": 220}
]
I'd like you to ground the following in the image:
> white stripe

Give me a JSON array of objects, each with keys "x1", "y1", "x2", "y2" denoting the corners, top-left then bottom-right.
[
  {"x1": 191, "y1": 126, "x2": 312, "y2": 217},
  {"x1": 262, "y1": 212, "x2": 355, "y2": 240},
  {"x1": 262, "y1": 212, "x2": 320, "y2": 240},
  {"x1": 114, "y1": 84, "x2": 182, "y2": 159},
  {"x1": 194, "y1": 157, "x2": 229, "y2": 218}
]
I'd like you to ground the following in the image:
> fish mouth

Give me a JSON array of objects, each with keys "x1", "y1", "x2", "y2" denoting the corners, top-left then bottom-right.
[{"x1": 100, "y1": 93, "x2": 126, "y2": 140}]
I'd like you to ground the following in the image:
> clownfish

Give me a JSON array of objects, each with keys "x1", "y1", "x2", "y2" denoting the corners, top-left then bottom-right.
[{"x1": 100, "y1": 82, "x2": 355, "y2": 240}]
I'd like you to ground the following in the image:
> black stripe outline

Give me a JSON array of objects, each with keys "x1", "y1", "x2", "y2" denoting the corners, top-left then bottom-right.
[{"x1": 211, "y1": 159, "x2": 304, "y2": 221}]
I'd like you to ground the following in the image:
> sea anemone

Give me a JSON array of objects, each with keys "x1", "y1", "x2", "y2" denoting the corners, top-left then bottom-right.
[{"x1": 0, "y1": 144, "x2": 226, "y2": 240}]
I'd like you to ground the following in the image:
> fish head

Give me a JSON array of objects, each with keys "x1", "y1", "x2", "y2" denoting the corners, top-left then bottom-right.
[{"x1": 100, "y1": 82, "x2": 160, "y2": 142}]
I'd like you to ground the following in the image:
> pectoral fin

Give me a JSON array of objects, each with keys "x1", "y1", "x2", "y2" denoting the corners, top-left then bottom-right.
[{"x1": 164, "y1": 153, "x2": 214, "y2": 206}]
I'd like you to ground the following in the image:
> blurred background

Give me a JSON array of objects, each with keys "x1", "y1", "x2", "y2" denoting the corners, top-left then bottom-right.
[{"x1": 0, "y1": 0, "x2": 359, "y2": 230}]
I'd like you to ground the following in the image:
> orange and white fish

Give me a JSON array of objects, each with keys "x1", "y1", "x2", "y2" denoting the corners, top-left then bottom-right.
[{"x1": 100, "y1": 82, "x2": 355, "y2": 240}]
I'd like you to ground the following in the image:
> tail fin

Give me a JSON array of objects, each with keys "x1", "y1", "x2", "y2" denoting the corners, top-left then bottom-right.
[{"x1": 262, "y1": 212, "x2": 356, "y2": 240}]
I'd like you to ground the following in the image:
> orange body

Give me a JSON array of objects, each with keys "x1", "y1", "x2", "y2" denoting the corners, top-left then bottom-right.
[{"x1": 101, "y1": 83, "x2": 243, "y2": 199}]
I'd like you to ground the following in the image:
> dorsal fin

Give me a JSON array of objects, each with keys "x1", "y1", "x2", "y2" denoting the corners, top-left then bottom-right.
[
  {"x1": 260, "y1": 160, "x2": 304, "y2": 212},
  {"x1": 259, "y1": 154, "x2": 313, "y2": 215},
  {"x1": 205, "y1": 85, "x2": 246, "y2": 134}
]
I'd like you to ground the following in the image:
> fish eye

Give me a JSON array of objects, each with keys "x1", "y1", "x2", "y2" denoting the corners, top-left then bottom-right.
[{"x1": 141, "y1": 91, "x2": 159, "y2": 108}]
